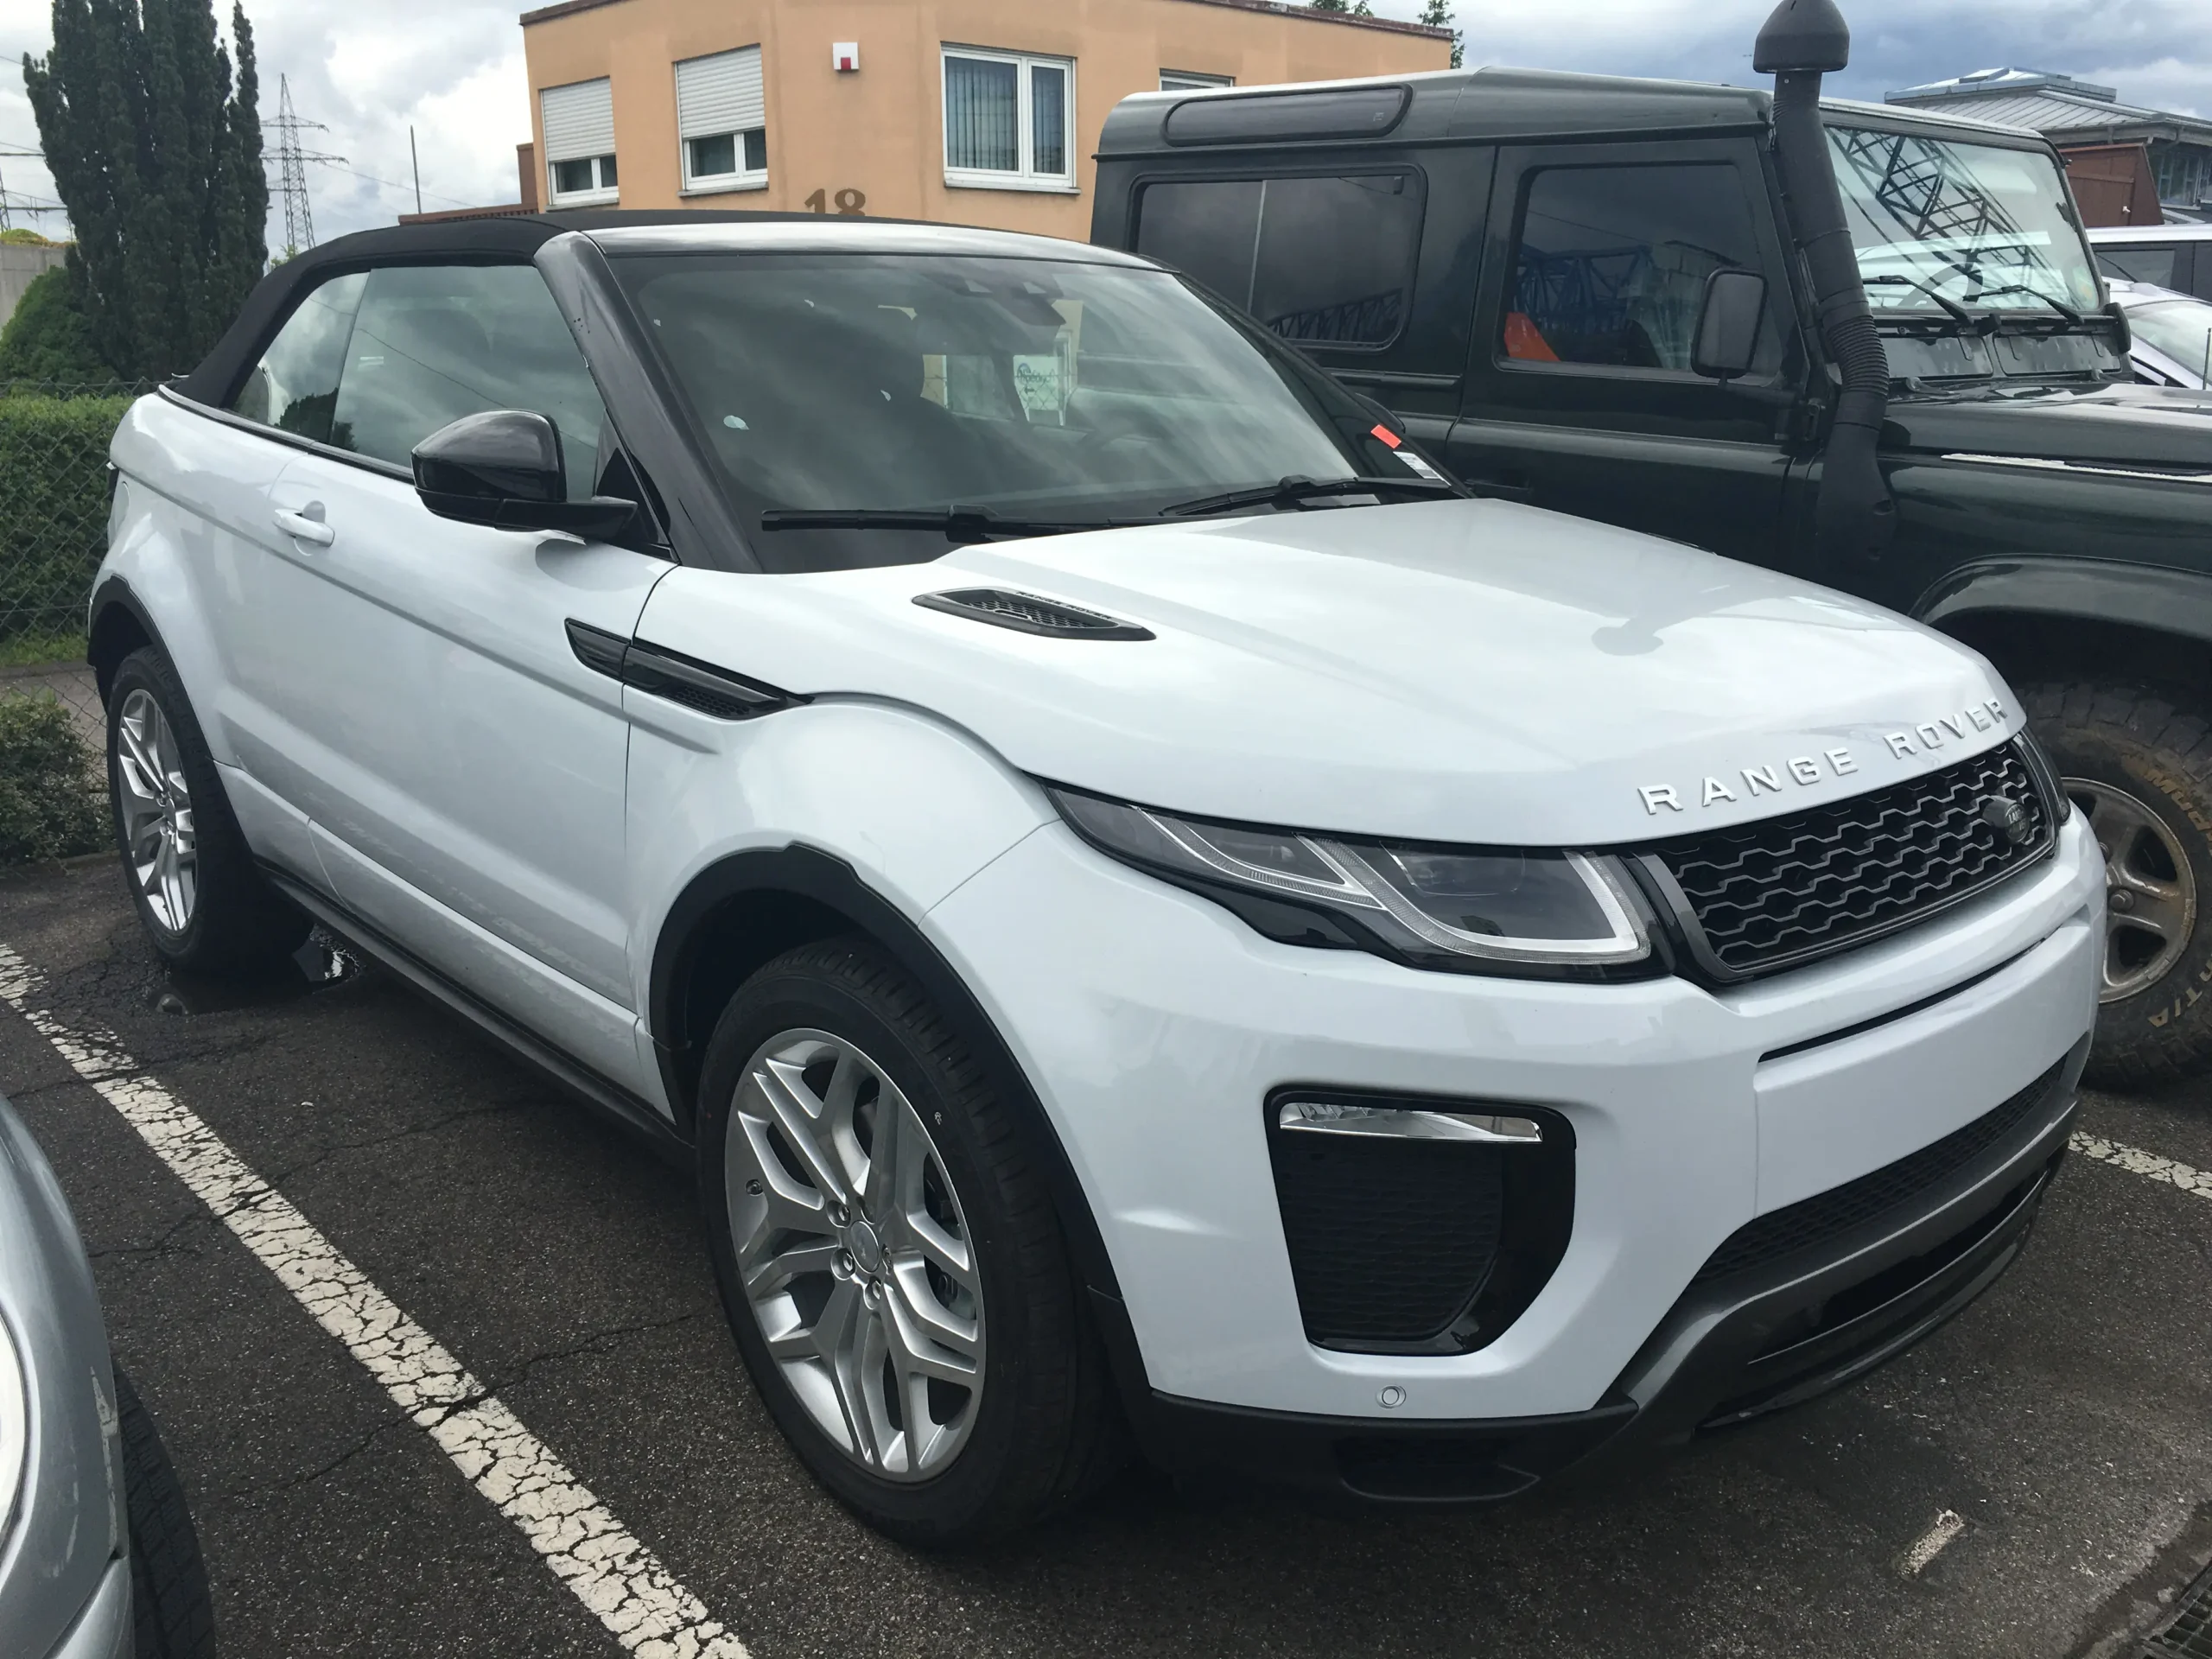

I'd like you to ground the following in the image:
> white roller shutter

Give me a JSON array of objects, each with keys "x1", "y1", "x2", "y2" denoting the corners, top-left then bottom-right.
[
  {"x1": 541, "y1": 78, "x2": 614, "y2": 162},
  {"x1": 676, "y1": 47, "x2": 765, "y2": 139}
]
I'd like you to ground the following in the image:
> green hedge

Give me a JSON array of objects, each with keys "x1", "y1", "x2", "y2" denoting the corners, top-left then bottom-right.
[
  {"x1": 0, "y1": 692, "x2": 105, "y2": 862},
  {"x1": 0, "y1": 388, "x2": 138, "y2": 645}
]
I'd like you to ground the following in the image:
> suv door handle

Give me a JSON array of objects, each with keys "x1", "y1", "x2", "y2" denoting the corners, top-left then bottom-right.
[{"x1": 273, "y1": 506, "x2": 334, "y2": 546}]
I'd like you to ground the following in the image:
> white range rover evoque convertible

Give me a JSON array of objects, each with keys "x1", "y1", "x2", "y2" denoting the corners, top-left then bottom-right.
[{"x1": 93, "y1": 213, "x2": 2102, "y2": 1543}]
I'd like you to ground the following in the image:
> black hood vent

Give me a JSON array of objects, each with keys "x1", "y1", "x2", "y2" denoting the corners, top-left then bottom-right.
[{"x1": 913, "y1": 588, "x2": 1154, "y2": 641}]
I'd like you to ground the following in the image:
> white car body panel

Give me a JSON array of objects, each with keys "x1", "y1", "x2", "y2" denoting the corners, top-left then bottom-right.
[
  {"x1": 632, "y1": 500, "x2": 2016, "y2": 848},
  {"x1": 925, "y1": 815, "x2": 2099, "y2": 1415}
]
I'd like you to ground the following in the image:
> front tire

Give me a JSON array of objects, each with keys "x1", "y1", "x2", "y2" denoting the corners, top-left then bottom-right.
[
  {"x1": 696, "y1": 938, "x2": 1119, "y2": 1545},
  {"x1": 106, "y1": 647, "x2": 307, "y2": 976},
  {"x1": 2024, "y1": 680, "x2": 2212, "y2": 1088},
  {"x1": 117, "y1": 1367, "x2": 216, "y2": 1659}
]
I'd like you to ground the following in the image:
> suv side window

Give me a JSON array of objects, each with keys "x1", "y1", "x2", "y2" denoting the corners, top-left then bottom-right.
[
  {"x1": 230, "y1": 271, "x2": 368, "y2": 443},
  {"x1": 1503, "y1": 164, "x2": 1774, "y2": 374},
  {"x1": 332, "y1": 264, "x2": 607, "y2": 496},
  {"x1": 1136, "y1": 173, "x2": 1424, "y2": 347},
  {"x1": 2095, "y1": 245, "x2": 2179, "y2": 289}
]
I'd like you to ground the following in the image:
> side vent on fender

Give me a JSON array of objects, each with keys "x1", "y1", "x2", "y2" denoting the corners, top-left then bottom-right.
[
  {"x1": 565, "y1": 620, "x2": 802, "y2": 721},
  {"x1": 913, "y1": 588, "x2": 1154, "y2": 641}
]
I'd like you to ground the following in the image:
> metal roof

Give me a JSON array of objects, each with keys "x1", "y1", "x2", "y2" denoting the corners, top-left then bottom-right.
[{"x1": 1887, "y1": 81, "x2": 2212, "y2": 147}]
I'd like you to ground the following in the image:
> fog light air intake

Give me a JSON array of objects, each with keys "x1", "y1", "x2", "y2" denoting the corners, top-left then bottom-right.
[{"x1": 1265, "y1": 1089, "x2": 1576, "y2": 1355}]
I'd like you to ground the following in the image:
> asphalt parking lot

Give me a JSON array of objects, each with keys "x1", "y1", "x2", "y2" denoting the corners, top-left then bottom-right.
[{"x1": 2, "y1": 859, "x2": 2209, "y2": 1659}]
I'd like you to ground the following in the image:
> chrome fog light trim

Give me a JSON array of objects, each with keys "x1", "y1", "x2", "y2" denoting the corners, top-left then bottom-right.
[{"x1": 1276, "y1": 1098, "x2": 1545, "y2": 1144}]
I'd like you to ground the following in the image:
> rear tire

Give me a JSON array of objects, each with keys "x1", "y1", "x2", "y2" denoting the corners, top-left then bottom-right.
[
  {"x1": 118, "y1": 1367, "x2": 216, "y2": 1659},
  {"x1": 696, "y1": 936, "x2": 1122, "y2": 1546},
  {"x1": 106, "y1": 646, "x2": 307, "y2": 976},
  {"x1": 2023, "y1": 680, "x2": 2212, "y2": 1088}
]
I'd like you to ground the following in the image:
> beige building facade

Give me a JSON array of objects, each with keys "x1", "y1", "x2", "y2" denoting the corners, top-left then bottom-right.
[{"x1": 518, "y1": 0, "x2": 1452, "y2": 238}]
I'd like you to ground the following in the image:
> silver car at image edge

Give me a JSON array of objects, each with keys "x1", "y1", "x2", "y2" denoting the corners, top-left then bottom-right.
[{"x1": 0, "y1": 1096, "x2": 214, "y2": 1658}]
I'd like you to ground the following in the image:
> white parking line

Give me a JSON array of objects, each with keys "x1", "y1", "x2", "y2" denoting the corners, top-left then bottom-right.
[
  {"x1": 1899, "y1": 1509, "x2": 1967, "y2": 1577},
  {"x1": 2069, "y1": 1133, "x2": 2212, "y2": 1203},
  {"x1": 0, "y1": 945, "x2": 748, "y2": 1659}
]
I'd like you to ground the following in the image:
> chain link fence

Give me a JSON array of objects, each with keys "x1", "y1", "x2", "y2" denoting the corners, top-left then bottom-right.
[
  {"x1": 0, "y1": 379, "x2": 149, "y2": 861},
  {"x1": 0, "y1": 378, "x2": 149, "y2": 727}
]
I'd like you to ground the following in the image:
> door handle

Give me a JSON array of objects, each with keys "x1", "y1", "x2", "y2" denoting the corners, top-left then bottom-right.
[{"x1": 273, "y1": 506, "x2": 334, "y2": 546}]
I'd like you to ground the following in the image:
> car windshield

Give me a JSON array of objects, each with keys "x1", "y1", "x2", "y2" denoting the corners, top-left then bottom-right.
[
  {"x1": 607, "y1": 251, "x2": 1427, "y2": 569},
  {"x1": 2125, "y1": 294, "x2": 2212, "y2": 378},
  {"x1": 1828, "y1": 127, "x2": 2102, "y2": 319}
]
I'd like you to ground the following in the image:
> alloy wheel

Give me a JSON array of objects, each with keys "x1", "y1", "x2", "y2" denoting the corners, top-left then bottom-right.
[
  {"x1": 2068, "y1": 776, "x2": 2198, "y2": 1002},
  {"x1": 724, "y1": 1028, "x2": 984, "y2": 1479},
  {"x1": 115, "y1": 689, "x2": 197, "y2": 935}
]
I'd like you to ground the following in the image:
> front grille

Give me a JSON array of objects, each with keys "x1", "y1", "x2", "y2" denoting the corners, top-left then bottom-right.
[
  {"x1": 1646, "y1": 741, "x2": 2052, "y2": 978},
  {"x1": 1265, "y1": 1095, "x2": 1575, "y2": 1354},
  {"x1": 1694, "y1": 1058, "x2": 2068, "y2": 1285}
]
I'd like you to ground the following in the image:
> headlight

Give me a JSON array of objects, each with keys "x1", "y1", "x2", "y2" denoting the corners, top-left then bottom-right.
[
  {"x1": 0, "y1": 1316, "x2": 25, "y2": 1543},
  {"x1": 1048, "y1": 787, "x2": 1654, "y2": 977}
]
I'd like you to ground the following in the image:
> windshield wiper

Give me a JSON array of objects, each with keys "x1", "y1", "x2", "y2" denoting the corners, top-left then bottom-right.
[
  {"x1": 758, "y1": 505, "x2": 1128, "y2": 543},
  {"x1": 1967, "y1": 285, "x2": 2085, "y2": 326},
  {"x1": 1160, "y1": 474, "x2": 1462, "y2": 519},
  {"x1": 1865, "y1": 275, "x2": 1978, "y2": 331}
]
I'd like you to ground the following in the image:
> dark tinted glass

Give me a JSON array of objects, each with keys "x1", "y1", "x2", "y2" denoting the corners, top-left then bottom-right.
[
  {"x1": 2098, "y1": 245, "x2": 2178, "y2": 288},
  {"x1": 230, "y1": 271, "x2": 367, "y2": 442},
  {"x1": 1137, "y1": 173, "x2": 1423, "y2": 346},
  {"x1": 1506, "y1": 164, "x2": 1766, "y2": 372},
  {"x1": 554, "y1": 156, "x2": 595, "y2": 194},
  {"x1": 327, "y1": 264, "x2": 606, "y2": 495},
  {"x1": 689, "y1": 134, "x2": 735, "y2": 178},
  {"x1": 743, "y1": 128, "x2": 767, "y2": 171},
  {"x1": 610, "y1": 251, "x2": 1421, "y2": 570}
]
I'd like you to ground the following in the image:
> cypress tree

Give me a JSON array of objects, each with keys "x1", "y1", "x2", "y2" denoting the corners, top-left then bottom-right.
[{"x1": 22, "y1": 0, "x2": 267, "y2": 381}]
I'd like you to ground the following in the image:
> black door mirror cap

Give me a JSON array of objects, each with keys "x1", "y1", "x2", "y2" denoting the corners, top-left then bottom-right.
[
  {"x1": 1692, "y1": 269, "x2": 1769, "y2": 381},
  {"x1": 412, "y1": 410, "x2": 638, "y2": 540}
]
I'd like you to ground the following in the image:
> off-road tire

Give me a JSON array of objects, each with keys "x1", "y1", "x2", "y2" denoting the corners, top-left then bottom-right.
[
  {"x1": 106, "y1": 646, "x2": 307, "y2": 976},
  {"x1": 117, "y1": 1367, "x2": 216, "y2": 1659},
  {"x1": 697, "y1": 937, "x2": 1124, "y2": 1546},
  {"x1": 2024, "y1": 680, "x2": 2212, "y2": 1088}
]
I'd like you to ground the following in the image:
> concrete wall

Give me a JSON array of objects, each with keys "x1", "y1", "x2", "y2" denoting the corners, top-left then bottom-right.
[
  {"x1": 520, "y1": 0, "x2": 1451, "y2": 238},
  {"x1": 0, "y1": 244, "x2": 67, "y2": 334}
]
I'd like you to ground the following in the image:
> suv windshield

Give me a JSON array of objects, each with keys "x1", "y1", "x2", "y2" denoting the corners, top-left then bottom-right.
[
  {"x1": 608, "y1": 251, "x2": 1432, "y2": 569},
  {"x1": 1828, "y1": 127, "x2": 2101, "y2": 320}
]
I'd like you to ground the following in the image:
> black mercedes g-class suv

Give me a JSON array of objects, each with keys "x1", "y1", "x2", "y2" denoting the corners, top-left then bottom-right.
[{"x1": 1093, "y1": 0, "x2": 2212, "y2": 1086}]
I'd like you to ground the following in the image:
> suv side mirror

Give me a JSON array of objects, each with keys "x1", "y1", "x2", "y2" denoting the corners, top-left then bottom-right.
[
  {"x1": 413, "y1": 410, "x2": 639, "y2": 540},
  {"x1": 1692, "y1": 270, "x2": 1768, "y2": 380}
]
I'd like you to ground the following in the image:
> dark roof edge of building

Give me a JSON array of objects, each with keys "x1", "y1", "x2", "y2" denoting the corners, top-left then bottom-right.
[{"x1": 519, "y1": 0, "x2": 1452, "y2": 39}]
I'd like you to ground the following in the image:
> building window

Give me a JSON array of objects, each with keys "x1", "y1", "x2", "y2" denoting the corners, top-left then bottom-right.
[
  {"x1": 677, "y1": 46, "x2": 768, "y2": 194},
  {"x1": 1160, "y1": 70, "x2": 1233, "y2": 92},
  {"x1": 942, "y1": 47, "x2": 1075, "y2": 192},
  {"x1": 542, "y1": 77, "x2": 618, "y2": 207}
]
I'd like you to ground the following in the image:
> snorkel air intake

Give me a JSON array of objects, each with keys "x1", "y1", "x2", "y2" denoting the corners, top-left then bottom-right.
[{"x1": 1756, "y1": 0, "x2": 1895, "y2": 563}]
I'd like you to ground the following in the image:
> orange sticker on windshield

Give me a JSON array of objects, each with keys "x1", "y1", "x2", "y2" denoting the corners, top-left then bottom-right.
[{"x1": 1370, "y1": 423, "x2": 1402, "y2": 448}]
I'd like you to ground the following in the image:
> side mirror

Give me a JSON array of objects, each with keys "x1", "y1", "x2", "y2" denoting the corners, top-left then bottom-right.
[
  {"x1": 413, "y1": 410, "x2": 639, "y2": 540},
  {"x1": 2101, "y1": 298, "x2": 2133, "y2": 359},
  {"x1": 1691, "y1": 269, "x2": 1768, "y2": 381}
]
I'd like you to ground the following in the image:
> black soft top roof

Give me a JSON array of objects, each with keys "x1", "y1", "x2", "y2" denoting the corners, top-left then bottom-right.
[{"x1": 171, "y1": 209, "x2": 817, "y2": 408}]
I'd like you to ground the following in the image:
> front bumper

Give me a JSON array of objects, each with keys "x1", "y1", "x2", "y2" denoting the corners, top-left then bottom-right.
[
  {"x1": 1128, "y1": 1046, "x2": 2076, "y2": 1499},
  {"x1": 925, "y1": 810, "x2": 2102, "y2": 1428}
]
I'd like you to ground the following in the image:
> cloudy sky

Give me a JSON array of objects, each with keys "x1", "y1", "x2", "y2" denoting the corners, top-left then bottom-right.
[{"x1": 0, "y1": 0, "x2": 2202, "y2": 245}]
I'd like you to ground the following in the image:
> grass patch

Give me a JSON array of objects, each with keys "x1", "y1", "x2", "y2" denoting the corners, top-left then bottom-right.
[
  {"x1": 0, "y1": 629, "x2": 87, "y2": 669},
  {"x1": 0, "y1": 690, "x2": 106, "y2": 863}
]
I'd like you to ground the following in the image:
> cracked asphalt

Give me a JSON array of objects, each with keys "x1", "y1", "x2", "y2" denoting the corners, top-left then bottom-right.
[{"x1": 2, "y1": 860, "x2": 2209, "y2": 1658}]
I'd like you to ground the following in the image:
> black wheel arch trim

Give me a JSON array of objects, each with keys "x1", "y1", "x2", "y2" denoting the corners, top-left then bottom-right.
[
  {"x1": 86, "y1": 573, "x2": 171, "y2": 705},
  {"x1": 647, "y1": 843, "x2": 1149, "y2": 1402},
  {"x1": 1915, "y1": 556, "x2": 2212, "y2": 648}
]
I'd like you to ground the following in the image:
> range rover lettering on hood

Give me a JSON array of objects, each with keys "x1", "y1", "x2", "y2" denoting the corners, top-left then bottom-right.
[{"x1": 1637, "y1": 699, "x2": 2012, "y2": 816}]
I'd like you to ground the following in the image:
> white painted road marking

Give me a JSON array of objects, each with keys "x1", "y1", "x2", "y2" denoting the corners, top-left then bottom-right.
[
  {"x1": 1900, "y1": 1510, "x2": 1968, "y2": 1577},
  {"x1": 0, "y1": 945, "x2": 748, "y2": 1659},
  {"x1": 2069, "y1": 1133, "x2": 2212, "y2": 1203}
]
